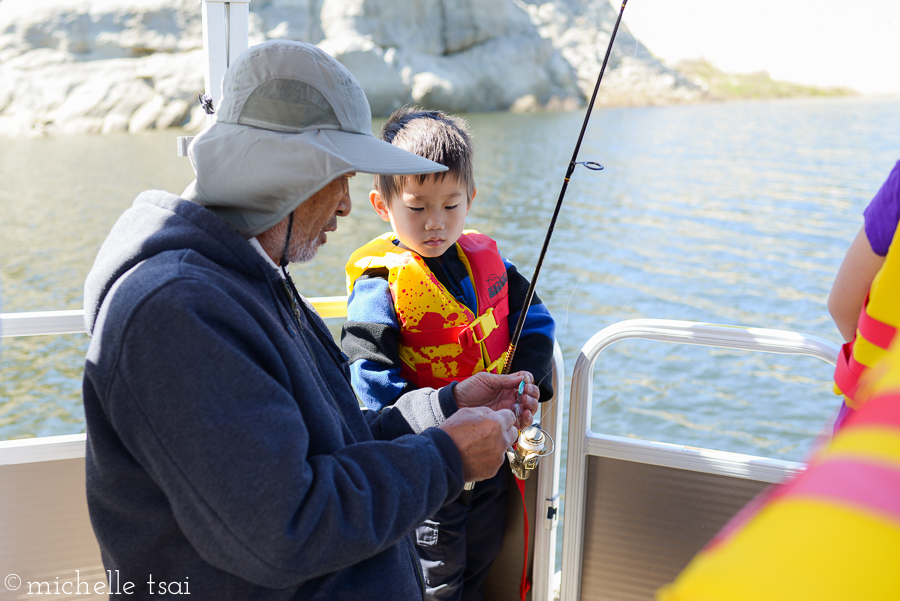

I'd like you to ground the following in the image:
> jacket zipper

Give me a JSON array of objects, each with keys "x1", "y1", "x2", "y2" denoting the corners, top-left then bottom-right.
[{"x1": 280, "y1": 280, "x2": 346, "y2": 421}]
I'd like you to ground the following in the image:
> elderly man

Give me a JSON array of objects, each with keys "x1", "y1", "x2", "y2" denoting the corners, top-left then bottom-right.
[{"x1": 82, "y1": 40, "x2": 537, "y2": 600}]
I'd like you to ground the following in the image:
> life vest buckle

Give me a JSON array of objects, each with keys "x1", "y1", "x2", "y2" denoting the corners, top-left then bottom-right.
[{"x1": 458, "y1": 308, "x2": 498, "y2": 347}]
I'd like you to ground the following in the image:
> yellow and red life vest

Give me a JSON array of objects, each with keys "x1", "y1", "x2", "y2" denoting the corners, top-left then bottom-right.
[
  {"x1": 346, "y1": 231, "x2": 511, "y2": 389},
  {"x1": 834, "y1": 231, "x2": 900, "y2": 409}
]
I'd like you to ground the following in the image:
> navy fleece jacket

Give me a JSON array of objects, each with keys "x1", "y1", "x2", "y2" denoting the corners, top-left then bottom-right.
[{"x1": 82, "y1": 191, "x2": 464, "y2": 600}]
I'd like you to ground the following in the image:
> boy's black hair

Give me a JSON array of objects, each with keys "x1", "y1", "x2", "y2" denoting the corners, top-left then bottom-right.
[{"x1": 374, "y1": 105, "x2": 474, "y2": 205}]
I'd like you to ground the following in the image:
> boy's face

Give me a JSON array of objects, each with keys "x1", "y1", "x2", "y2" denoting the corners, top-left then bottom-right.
[{"x1": 370, "y1": 174, "x2": 473, "y2": 258}]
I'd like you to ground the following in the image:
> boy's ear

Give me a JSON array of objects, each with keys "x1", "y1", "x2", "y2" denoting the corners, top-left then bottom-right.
[
  {"x1": 467, "y1": 187, "x2": 476, "y2": 213},
  {"x1": 370, "y1": 190, "x2": 391, "y2": 222}
]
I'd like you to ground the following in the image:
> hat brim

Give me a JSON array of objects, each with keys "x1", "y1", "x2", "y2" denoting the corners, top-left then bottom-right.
[
  {"x1": 183, "y1": 122, "x2": 446, "y2": 239},
  {"x1": 318, "y1": 129, "x2": 448, "y2": 175}
]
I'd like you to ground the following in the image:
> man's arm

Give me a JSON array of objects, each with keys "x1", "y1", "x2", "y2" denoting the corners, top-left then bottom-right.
[
  {"x1": 366, "y1": 370, "x2": 540, "y2": 438},
  {"x1": 362, "y1": 384, "x2": 458, "y2": 439},
  {"x1": 97, "y1": 278, "x2": 460, "y2": 589}
]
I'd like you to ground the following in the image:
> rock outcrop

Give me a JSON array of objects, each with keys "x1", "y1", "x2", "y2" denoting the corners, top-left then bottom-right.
[{"x1": 0, "y1": 0, "x2": 703, "y2": 138}]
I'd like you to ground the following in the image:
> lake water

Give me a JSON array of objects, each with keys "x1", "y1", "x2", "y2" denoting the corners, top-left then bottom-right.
[{"x1": 1, "y1": 96, "x2": 898, "y2": 470}]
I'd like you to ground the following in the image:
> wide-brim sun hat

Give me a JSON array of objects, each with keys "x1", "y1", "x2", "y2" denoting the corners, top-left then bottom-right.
[{"x1": 182, "y1": 40, "x2": 447, "y2": 238}]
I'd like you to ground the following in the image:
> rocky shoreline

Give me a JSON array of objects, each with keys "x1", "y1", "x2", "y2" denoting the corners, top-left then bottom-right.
[{"x1": 0, "y1": 0, "x2": 850, "y2": 139}]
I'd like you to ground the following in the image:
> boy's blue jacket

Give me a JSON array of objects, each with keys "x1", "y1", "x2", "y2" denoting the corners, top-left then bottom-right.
[{"x1": 82, "y1": 191, "x2": 464, "y2": 600}]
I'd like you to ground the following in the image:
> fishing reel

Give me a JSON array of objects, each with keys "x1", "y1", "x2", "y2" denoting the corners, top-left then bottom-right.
[
  {"x1": 507, "y1": 423, "x2": 555, "y2": 481},
  {"x1": 462, "y1": 382, "x2": 556, "y2": 495}
]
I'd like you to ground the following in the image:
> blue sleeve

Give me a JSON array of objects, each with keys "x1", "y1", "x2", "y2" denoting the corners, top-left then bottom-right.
[{"x1": 342, "y1": 275, "x2": 411, "y2": 411}]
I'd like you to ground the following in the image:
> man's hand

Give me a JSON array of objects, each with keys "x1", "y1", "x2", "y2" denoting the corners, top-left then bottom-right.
[
  {"x1": 438, "y1": 407, "x2": 518, "y2": 482},
  {"x1": 452, "y1": 371, "x2": 539, "y2": 430}
]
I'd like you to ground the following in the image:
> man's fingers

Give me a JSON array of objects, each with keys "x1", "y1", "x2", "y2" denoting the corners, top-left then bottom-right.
[
  {"x1": 497, "y1": 409, "x2": 518, "y2": 446},
  {"x1": 516, "y1": 384, "x2": 539, "y2": 421},
  {"x1": 506, "y1": 371, "x2": 534, "y2": 388},
  {"x1": 515, "y1": 410, "x2": 534, "y2": 430},
  {"x1": 498, "y1": 407, "x2": 516, "y2": 426},
  {"x1": 489, "y1": 409, "x2": 517, "y2": 446},
  {"x1": 441, "y1": 407, "x2": 522, "y2": 482},
  {"x1": 505, "y1": 422, "x2": 519, "y2": 446}
]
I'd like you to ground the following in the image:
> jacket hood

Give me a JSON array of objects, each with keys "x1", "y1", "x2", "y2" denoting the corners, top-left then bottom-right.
[{"x1": 83, "y1": 191, "x2": 266, "y2": 335}]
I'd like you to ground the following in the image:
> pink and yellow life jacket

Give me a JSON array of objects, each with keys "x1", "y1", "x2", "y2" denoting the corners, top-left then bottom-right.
[
  {"x1": 346, "y1": 231, "x2": 511, "y2": 389},
  {"x1": 657, "y1": 341, "x2": 900, "y2": 601},
  {"x1": 834, "y1": 230, "x2": 900, "y2": 410}
]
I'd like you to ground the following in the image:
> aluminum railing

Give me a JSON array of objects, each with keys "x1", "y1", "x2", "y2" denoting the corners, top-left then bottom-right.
[
  {"x1": 558, "y1": 318, "x2": 841, "y2": 601},
  {"x1": 0, "y1": 296, "x2": 350, "y2": 338}
]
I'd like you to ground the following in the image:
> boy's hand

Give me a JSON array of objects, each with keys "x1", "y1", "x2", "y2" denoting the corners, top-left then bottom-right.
[{"x1": 452, "y1": 371, "x2": 539, "y2": 430}]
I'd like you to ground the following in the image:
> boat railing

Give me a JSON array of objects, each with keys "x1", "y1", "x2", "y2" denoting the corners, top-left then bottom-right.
[
  {"x1": 559, "y1": 318, "x2": 841, "y2": 601},
  {"x1": 1, "y1": 309, "x2": 86, "y2": 338},
  {"x1": 0, "y1": 297, "x2": 352, "y2": 338}
]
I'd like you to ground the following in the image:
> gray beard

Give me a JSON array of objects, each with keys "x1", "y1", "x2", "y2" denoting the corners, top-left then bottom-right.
[
  {"x1": 291, "y1": 239, "x2": 318, "y2": 263},
  {"x1": 264, "y1": 218, "x2": 319, "y2": 264}
]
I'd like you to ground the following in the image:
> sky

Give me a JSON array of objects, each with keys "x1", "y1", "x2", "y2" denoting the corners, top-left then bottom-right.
[{"x1": 616, "y1": 0, "x2": 900, "y2": 96}]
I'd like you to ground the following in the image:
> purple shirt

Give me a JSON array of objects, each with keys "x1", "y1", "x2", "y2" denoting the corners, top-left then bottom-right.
[{"x1": 864, "y1": 160, "x2": 900, "y2": 256}]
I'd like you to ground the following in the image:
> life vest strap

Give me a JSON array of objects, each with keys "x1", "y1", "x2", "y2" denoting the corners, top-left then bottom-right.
[
  {"x1": 486, "y1": 352, "x2": 508, "y2": 375},
  {"x1": 399, "y1": 326, "x2": 466, "y2": 348},
  {"x1": 398, "y1": 304, "x2": 510, "y2": 350},
  {"x1": 414, "y1": 362, "x2": 435, "y2": 389},
  {"x1": 833, "y1": 291, "x2": 897, "y2": 411},
  {"x1": 834, "y1": 339, "x2": 866, "y2": 409},
  {"x1": 403, "y1": 361, "x2": 469, "y2": 389},
  {"x1": 857, "y1": 293, "x2": 897, "y2": 350},
  {"x1": 458, "y1": 306, "x2": 501, "y2": 347}
]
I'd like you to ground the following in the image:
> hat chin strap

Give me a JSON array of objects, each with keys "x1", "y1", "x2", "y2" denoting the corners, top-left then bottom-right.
[{"x1": 279, "y1": 212, "x2": 294, "y2": 268}]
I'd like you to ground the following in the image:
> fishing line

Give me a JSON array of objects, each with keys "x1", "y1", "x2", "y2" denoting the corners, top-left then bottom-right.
[
  {"x1": 464, "y1": 1, "x2": 632, "y2": 500},
  {"x1": 578, "y1": 15, "x2": 646, "y2": 329},
  {"x1": 532, "y1": 278, "x2": 579, "y2": 425},
  {"x1": 501, "y1": 0, "x2": 630, "y2": 376}
]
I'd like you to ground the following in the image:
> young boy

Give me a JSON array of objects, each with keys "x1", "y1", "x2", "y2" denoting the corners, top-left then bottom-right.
[{"x1": 342, "y1": 106, "x2": 556, "y2": 600}]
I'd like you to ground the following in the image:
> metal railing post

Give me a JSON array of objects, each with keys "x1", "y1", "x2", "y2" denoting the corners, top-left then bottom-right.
[{"x1": 178, "y1": 0, "x2": 251, "y2": 157}]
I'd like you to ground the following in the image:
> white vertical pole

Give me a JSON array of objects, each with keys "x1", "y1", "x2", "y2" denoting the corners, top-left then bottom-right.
[
  {"x1": 203, "y1": 0, "x2": 251, "y2": 109},
  {"x1": 559, "y1": 348, "x2": 594, "y2": 601},
  {"x1": 180, "y1": 0, "x2": 251, "y2": 156},
  {"x1": 531, "y1": 342, "x2": 565, "y2": 601},
  {"x1": 201, "y1": 0, "x2": 228, "y2": 112},
  {"x1": 226, "y1": 0, "x2": 251, "y2": 67}
]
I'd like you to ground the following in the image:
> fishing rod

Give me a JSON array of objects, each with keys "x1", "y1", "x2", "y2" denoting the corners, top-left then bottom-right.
[
  {"x1": 461, "y1": 0, "x2": 631, "y2": 501},
  {"x1": 502, "y1": 0, "x2": 629, "y2": 376}
]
